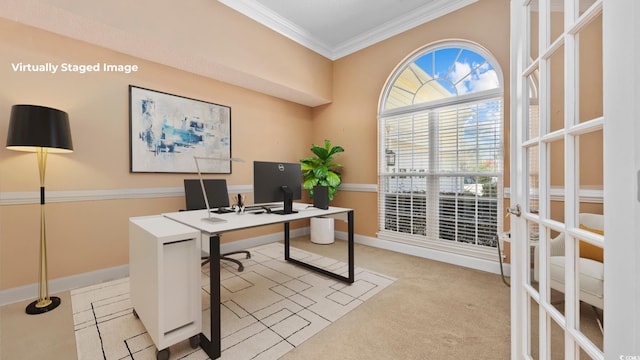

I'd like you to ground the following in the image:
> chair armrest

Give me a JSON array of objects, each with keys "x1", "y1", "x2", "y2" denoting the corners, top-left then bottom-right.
[{"x1": 534, "y1": 234, "x2": 565, "y2": 282}]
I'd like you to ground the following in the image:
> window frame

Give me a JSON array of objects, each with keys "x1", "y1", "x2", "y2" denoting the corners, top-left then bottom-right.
[{"x1": 378, "y1": 40, "x2": 505, "y2": 261}]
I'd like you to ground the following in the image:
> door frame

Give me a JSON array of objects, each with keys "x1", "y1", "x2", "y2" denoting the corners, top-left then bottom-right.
[{"x1": 602, "y1": 0, "x2": 640, "y2": 355}]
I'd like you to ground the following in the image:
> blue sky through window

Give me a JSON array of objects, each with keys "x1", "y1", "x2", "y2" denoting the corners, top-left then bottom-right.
[
  {"x1": 413, "y1": 47, "x2": 498, "y2": 96},
  {"x1": 408, "y1": 47, "x2": 501, "y2": 170}
]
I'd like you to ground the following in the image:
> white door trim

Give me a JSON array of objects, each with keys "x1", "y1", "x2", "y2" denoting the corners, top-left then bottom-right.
[{"x1": 602, "y1": 0, "x2": 640, "y2": 355}]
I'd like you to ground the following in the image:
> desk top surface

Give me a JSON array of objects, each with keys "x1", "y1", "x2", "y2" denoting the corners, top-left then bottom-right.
[{"x1": 162, "y1": 203, "x2": 352, "y2": 234}]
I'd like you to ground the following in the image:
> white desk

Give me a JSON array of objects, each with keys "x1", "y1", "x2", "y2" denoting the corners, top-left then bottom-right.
[{"x1": 162, "y1": 203, "x2": 355, "y2": 359}]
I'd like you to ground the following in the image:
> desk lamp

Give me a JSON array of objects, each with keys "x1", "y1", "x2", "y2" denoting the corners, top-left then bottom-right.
[
  {"x1": 193, "y1": 156, "x2": 244, "y2": 222},
  {"x1": 6, "y1": 104, "x2": 73, "y2": 314}
]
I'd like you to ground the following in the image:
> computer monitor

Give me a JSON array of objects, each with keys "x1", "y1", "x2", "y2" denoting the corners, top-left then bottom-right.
[
  {"x1": 184, "y1": 179, "x2": 231, "y2": 213},
  {"x1": 253, "y1": 161, "x2": 302, "y2": 215}
]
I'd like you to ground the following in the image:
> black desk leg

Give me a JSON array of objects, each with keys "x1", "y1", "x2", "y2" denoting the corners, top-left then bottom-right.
[
  {"x1": 348, "y1": 210, "x2": 354, "y2": 283},
  {"x1": 199, "y1": 234, "x2": 221, "y2": 359},
  {"x1": 284, "y1": 222, "x2": 290, "y2": 260},
  {"x1": 284, "y1": 212, "x2": 354, "y2": 284}
]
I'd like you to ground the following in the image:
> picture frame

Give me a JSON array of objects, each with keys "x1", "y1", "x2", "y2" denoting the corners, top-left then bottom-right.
[{"x1": 129, "y1": 85, "x2": 232, "y2": 173}]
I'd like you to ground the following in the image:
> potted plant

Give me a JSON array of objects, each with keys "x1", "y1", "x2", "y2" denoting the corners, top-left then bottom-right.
[{"x1": 300, "y1": 140, "x2": 344, "y2": 244}]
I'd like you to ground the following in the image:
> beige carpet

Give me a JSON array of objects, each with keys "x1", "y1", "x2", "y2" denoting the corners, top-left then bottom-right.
[
  {"x1": 1, "y1": 237, "x2": 517, "y2": 360},
  {"x1": 0, "y1": 291, "x2": 78, "y2": 360},
  {"x1": 284, "y1": 238, "x2": 512, "y2": 360}
]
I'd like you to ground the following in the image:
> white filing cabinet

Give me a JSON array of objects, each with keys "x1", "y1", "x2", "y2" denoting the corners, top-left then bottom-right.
[{"x1": 129, "y1": 215, "x2": 202, "y2": 360}]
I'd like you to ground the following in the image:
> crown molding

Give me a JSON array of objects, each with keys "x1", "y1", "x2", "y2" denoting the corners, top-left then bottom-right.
[
  {"x1": 217, "y1": 0, "x2": 335, "y2": 58},
  {"x1": 218, "y1": 0, "x2": 478, "y2": 60},
  {"x1": 332, "y1": 0, "x2": 479, "y2": 59}
]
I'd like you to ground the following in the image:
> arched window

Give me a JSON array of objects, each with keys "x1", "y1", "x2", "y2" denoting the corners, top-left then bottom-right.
[{"x1": 378, "y1": 41, "x2": 504, "y2": 258}]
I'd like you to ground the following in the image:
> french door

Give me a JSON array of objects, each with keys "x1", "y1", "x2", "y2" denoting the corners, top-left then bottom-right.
[{"x1": 510, "y1": 0, "x2": 640, "y2": 358}]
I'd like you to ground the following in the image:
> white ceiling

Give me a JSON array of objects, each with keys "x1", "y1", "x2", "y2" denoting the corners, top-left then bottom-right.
[{"x1": 218, "y1": 0, "x2": 478, "y2": 60}]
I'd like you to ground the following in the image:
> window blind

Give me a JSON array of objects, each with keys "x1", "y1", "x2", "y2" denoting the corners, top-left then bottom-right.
[{"x1": 380, "y1": 98, "x2": 503, "y2": 249}]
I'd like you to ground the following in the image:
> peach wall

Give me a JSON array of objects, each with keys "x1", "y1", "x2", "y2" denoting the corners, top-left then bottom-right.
[
  {"x1": 0, "y1": 0, "x2": 333, "y2": 106},
  {"x1": 0, "y1": 19, "x2": 314, "y2": 289},
  {"x1": 315, "y1": 0, "x2": 512, "y2": 237}
]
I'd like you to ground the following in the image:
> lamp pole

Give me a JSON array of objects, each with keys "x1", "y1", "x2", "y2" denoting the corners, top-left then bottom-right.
[{"x1": 26, "y1": 147, "x2": 61, "y2": 313}]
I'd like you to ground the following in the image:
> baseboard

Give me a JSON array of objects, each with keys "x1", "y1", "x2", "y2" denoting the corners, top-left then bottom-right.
[
  {"x1": 334, "y1": 230, "x2": 510, "y2": 276},
  {"x1": 0, "y1": 265, "x2": 129, "y2": 307},
  {"x1": 0, "y1": 227, "x2": 310, "y2": 306}
]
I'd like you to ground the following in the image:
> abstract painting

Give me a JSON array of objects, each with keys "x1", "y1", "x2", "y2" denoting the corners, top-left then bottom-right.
[{"x1": 129, "y1": 85, "x2": 231, "y2": 173}]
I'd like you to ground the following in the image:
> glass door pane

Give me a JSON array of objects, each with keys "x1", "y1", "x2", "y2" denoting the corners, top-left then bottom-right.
[
  {"x1": 579, "y1": 0, "x2": 597, "y2": 16},
  {"x1": 550, "y1": 0, "x2": 566, "y2": 44},
  {"x1": 550, "y1": 316, "x2": 564, "y2": 359},
  {"x1": 528, "y1": 73, "x2": 540, "y2": 140},
  {"x1": 578, "y1": 13, "x2": 603, "y2": 124},
  {"x1": 548, "y1": 139, "x2": 565, "y2": 224},
  {"x1": 527, "y1": 145, "x2": 540, "y2": 214},
  {"x1": 529, "y1": 296, "x2": 540, "y2": 359},
  {"x1": 530, "y1": 0, "x2": 540, "y2": 61},
  {"x1": 549, "y1": 46, "x2": 565, "y2": 133}
]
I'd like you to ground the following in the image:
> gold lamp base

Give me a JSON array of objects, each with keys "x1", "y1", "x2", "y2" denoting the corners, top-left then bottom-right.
[{"x1": 25, "y1": 296, "x2": 61, "y2": 315}]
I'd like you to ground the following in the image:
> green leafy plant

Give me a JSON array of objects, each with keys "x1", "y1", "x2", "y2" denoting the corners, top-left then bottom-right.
[{"x1": 300, "y1": 140, "x2": 344, "y2": 201}]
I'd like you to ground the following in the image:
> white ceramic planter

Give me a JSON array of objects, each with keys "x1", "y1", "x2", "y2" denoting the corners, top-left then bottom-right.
[{"x1": 310, "y1": 217, "x2": 335, "y2": 244}]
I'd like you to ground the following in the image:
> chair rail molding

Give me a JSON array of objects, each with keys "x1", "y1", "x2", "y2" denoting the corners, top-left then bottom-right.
[
  {"x1": 503, "y1": 186, "x2": 603, "y2": 204},
  {"x1": 0, "y1": 183, "x2": 376, "y2": 205}
]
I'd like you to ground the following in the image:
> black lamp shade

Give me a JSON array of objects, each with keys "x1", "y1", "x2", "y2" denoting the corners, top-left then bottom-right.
[{"x1": 6, "y1": 105, "x2": 73, "y2": 153}]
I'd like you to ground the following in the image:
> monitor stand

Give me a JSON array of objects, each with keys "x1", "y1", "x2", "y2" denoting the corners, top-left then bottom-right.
[{"x1": 271, "y1": 185, "x2": 297, "y2": 215}]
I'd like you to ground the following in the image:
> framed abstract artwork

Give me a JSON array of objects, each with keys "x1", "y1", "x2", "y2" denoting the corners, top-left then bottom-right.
[{"x1": 129, "y1": 85, "x2": 232, "y2": 173}]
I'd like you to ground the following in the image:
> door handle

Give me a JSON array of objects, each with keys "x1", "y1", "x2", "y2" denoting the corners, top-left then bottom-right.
[{"x1": 507, "y1": 204, "x2": 521, "y2": 217}]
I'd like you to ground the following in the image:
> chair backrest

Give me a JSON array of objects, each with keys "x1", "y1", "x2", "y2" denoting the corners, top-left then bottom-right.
[
  {"x1": 579, "y1": 213, "x2": 604, "y2": 231},
  {"x1": 578, "y1": 213, "x2": 604, "y2": 263}
]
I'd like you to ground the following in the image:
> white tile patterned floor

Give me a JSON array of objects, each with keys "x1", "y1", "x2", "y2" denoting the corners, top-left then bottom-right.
[{"x1": 71, "y1": 243, "x2": 395, "y2": 360}]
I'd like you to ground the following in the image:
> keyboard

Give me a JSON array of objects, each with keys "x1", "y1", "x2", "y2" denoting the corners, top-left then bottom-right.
[
  {"x1": 211, "y1": 208, "x2": 235, "y2": 214},
  {"x1": 243, "y1": 204, "x2": 275, "y2": 211}
]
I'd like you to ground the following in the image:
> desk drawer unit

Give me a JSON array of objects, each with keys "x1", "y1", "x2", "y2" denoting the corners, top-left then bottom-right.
[{"x1": 129, "y1": 215, "x2": 202, "y2": 360}]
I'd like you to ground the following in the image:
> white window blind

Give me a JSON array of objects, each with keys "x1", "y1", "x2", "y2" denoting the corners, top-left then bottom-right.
[{"x1": 379, "y1": 98, "x2": 503, "y2": 250}]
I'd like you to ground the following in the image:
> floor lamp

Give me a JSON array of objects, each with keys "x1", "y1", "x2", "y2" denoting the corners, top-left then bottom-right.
[{"x1": 6, "y1": 104, "x2": 74, "y2": 315}]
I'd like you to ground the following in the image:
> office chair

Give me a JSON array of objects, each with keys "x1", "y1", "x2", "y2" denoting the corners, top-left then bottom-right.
[
  {"x1": 183, "y1": 179, "x2": 251, "y2": 272},
  {"x1": 203, "y1": 249, "x2": 250, "y2": 272}
]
